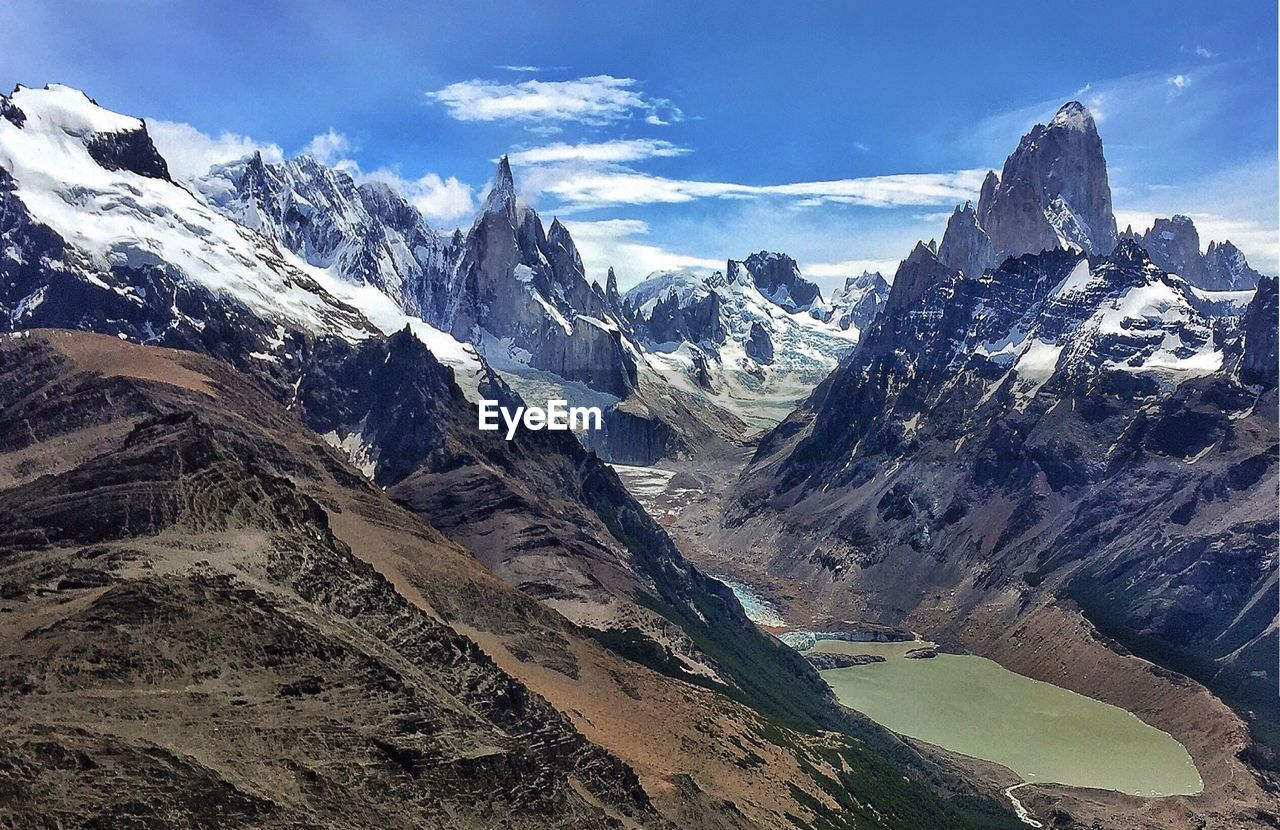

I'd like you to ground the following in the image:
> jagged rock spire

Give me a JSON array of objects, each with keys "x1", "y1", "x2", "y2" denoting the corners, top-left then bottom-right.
[
  {"x1": 938, "y1": 200, "x2": 995, "y2": 279},
  {"x1": 605, "y1": 266, "x2": 622, "y2": 311},
  {"x1": 482, "y1": 155, "x2": 516, "y2": 217},
  {"x1": 977, "y1": 100, "x2": 1117, "y2": 259}
]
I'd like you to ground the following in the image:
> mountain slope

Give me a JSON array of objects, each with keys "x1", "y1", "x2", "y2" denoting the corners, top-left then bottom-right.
[
  {"x1": 0, "y1": 83, "x2": 487, "y2": 394},
  {"x1": 0, "y1": 331, "x2": 665, "y2": 830},
  {"x1": 0, "y1": 329, "x2": 1023, "y2": 830}
]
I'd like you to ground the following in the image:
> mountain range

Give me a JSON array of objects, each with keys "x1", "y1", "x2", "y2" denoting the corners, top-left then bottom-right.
[
  {"x1": 0, "y1": 83, "x2": 1276, "y2": 830},
  {"x1": 0, "y1": 82, "x2": 1028, "y2": 829}
]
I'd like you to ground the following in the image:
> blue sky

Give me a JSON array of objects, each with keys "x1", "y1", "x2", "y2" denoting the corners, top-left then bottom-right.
[{"x1": 3, "y1": 0, "x2": 1276, "y2": 289}]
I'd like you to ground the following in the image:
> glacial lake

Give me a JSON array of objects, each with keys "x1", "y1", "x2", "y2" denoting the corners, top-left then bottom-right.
[{"x1": 815, "y1": 639, "x2": 1203, "y2": 797}]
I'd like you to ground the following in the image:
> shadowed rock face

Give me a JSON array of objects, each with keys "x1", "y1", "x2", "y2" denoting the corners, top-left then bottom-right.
[
  {"x1": 977, "y1": 101, "x2": 1117, "y2": 259},
  {"x1": 447, "y1": 160, "x2": 639, "y2": 397},
  {"x1": 733, "y1": 252, "x2": 824, "y2": 312},
  {"x1": 85, "y1": 124, "x2": 171, "y2": 180},
  {"x1": 1241, "y1": 276, "x2": 1278, "y2": 388}
]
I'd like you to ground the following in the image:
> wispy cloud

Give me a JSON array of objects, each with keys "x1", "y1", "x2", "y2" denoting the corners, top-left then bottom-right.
[
  {"x1": 495, "y1": 64, "x2": 544, "y2": 72},
  {"x1": 1167, "y1": 73, "x2": 1191, "y2": 97},
  {"x1": 506, "y1": 139, "x2": 689, "y2": 166},
  {"x1": 563, "y1": 218, "x2": 723, "y2": 286},
  {"x1": 148, "y1": 120, "x2": 284, "y2": 182},
  {"x1": 1181, "y1": 44, "x2": 1217, "y2": 59},
  {"x1": 522, "y1": 165, "x2": 989, "y2": 213},
  {"x1": 425, "y1": 75, "x2": 683, "y2": 127}
]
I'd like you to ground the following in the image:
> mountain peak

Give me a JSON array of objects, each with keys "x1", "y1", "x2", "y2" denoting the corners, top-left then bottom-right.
[
  {"x1": 976, "y1": 97, "x2": 1116, "y2": 259},
  {"x1": 482, "y1": 155, "x2": 516, "y2": 216},
  {"x1": 737, "y1": 251, "x2": 823, "y2": 311},
  {"x1": 938, "y1": 199, "x2": 995, "y2": 278},
  {"x1": 1051, "y1": 100, "x2": 1096, "y2": 132},
  {"x1": 1111, "y1": 235, "x2": 1153, "y2": 267},
  {"x1": 907, "y1": 239, "x2": 940, "y2": 265}
]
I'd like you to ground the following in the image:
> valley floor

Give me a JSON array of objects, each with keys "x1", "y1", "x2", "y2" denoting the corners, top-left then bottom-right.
[{"x1": 612, "y1": 451, "x2": 1280, "y2": 830}]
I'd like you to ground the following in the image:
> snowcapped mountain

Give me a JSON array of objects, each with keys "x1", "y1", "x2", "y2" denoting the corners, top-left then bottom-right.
[
  {"x1": 197, "y1": 153, "x2": 456, "y2": 318},
  {"x1": 979, "y1": 100, "x2": 1118, "y2": 258},
  {"x1": 0, "y1": 83, "x2": 486, "y2": 389},
  {"x1": 825, "y1": 270, "x2": 890, "y2": 334},
  {"x1": 624, "y1": 254, "x2": 862, "y2": 431},
  {"x1": 729, "y1": 251, "x2": 826, "y2": 314},
  {"x1": 937, "y1": 102, "x2": 1268, "y2": 301},
  {"x1": 0, "y1": 84, "x2": 775, "y2": 464},
  {"x1": 937, "y1": 101, "x2": 1117, "y2": 281},
  {"x1": 193, "y1": 149, "x2": 742, "y2": 462}
]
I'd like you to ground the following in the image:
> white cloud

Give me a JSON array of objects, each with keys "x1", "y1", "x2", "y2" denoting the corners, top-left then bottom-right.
[
  {"x1": 299, "y1": 129, "x2": 354, "y2": 166},
  {"x1": 425, "y1": 75, "x2": 682, "y2": 127},
  {"x1": 1167, "y1": 74, "x2": 1191, "y2": 94},
  {"x1": 496, "y1": 64, "x2": 544, "y2": 72},
  {"x1": 522, "y1": 166, "x2": 989, "y2": 213},
  {"x1": 804, "y1": 258, "x2": 900, "y2": 279},
  {"x1": 361, "y1": 169, "x2": 475, "y2": 224},
  {"x1": 562, "y1": 218, "x2": 723, "y2": 286},
  {"x1": 148, "y1": 119, "x2": 283, "y2": 182},
  {"x1": 506, "y1": 139, "x2": 689, "y2": 166}
]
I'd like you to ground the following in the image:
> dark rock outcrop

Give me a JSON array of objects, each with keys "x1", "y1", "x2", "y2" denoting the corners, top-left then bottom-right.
[
  {"x1": 732, "y1": 252, "x2": 823, "y2": 312},
  {"x1": 85, "y1": 124, "x2": 171, "y2": 180},
  {"x1": 745, "y1": 320, "x2": 775, "y2": 364},
  {"x1": 804, "y1": 653, "x2": 887, "y2": 670},
  {"x1": 1240, "y1": 276, "x2": 1278, "y2": 388}
]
